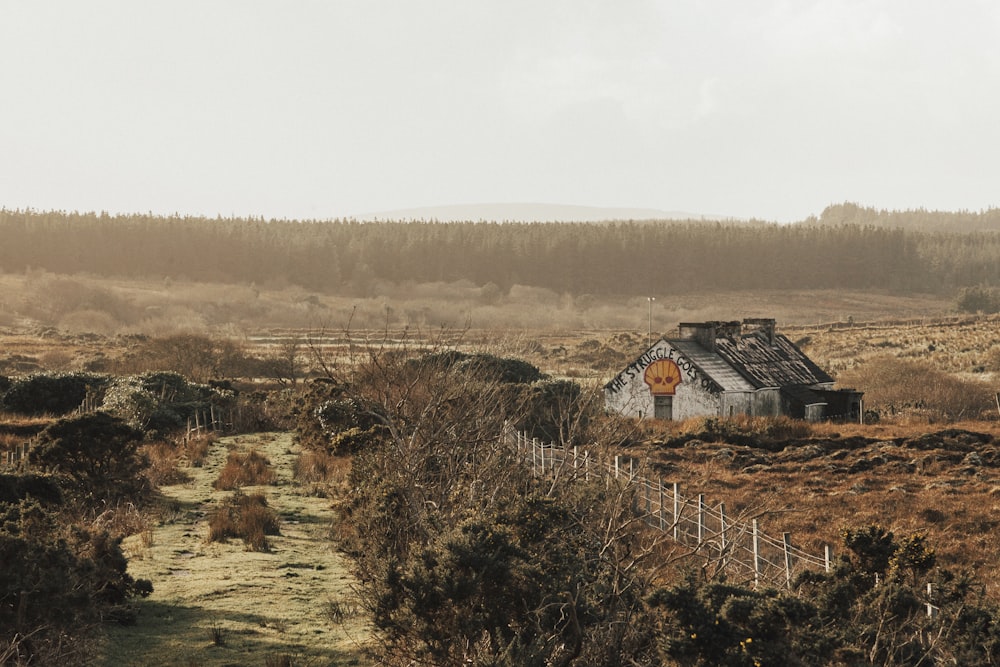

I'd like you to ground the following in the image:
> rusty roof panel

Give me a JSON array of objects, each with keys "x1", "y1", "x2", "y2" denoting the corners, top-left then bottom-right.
[{"x1": 713, "y1": 332, "x2": 834, "y2": 388}]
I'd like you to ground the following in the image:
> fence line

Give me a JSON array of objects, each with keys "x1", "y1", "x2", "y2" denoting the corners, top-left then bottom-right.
[
  {"x1": 508, "y1": 429, "x2": 830, "y2": 590},
  {"x1": 2, "y1": 439, "x2": 35, "y2": 469}
]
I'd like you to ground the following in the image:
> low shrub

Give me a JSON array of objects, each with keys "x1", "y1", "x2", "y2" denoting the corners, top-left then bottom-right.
[
  {"x1": 29, "y1": 412, "x2": 149, "y2": 504},
  {"x1": 0, "y1": 498, "x2": 153, "y2": 663},
  {"x1": 837, "y1": 356, "x2": 993, "y2": 421}
]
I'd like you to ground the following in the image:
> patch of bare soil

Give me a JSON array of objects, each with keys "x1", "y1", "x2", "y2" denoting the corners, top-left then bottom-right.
[{"x1": 101, "y1": 432, "x2": 370, "y2": 666}]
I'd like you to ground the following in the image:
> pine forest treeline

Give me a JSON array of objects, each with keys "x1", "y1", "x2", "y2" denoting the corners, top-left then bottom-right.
[{"x1": 2, "y1": 207, "x2": 999, "y2": 297}]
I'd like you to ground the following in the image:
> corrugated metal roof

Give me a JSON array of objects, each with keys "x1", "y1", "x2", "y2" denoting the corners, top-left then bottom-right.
[{"x1": 671, "y1": 340, "x2": 755, "y2": 392}]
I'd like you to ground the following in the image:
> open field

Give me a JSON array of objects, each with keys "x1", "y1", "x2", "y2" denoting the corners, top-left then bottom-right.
[
  {"x1": 6, "y1": 295, "x2": 1000, "y2": 659},
  {"x1": 100, "y1": 432, "x2": 370, "y2": 666},
  {"x1": 621, "y1": 418, "x2": 1000, "y2": 592}
]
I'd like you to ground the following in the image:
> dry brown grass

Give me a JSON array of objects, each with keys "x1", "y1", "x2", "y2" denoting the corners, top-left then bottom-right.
[
  {"x1": 293, "y1": 448, "x2": 351, "y2": 491},
  {"x1": 183, "y1": 433, "x2": 213, "y2": 467},
  {"x1": 207, "y1": 490, "x2": 280, "y2": 552},
  {"x1": 143, "y1": 440, "x2": 192, "y2": 486},
  {"x1": 631, "y1": 418, "x2": 1000, "y2": 596},
  {"x1": 213, "y1": 448, "x2": 277, "y2": 490},
  {"x1": 88, "y1": 500, "x2": 150, "y2": 539}
]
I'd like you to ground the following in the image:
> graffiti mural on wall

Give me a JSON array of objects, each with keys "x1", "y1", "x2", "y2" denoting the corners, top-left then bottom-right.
[
  {"x1": 606, "y1": 344, "x2": 722, "y2": 396},
  {"x1": 644, "y1": 358, "x2": 681, "y2": 395}
]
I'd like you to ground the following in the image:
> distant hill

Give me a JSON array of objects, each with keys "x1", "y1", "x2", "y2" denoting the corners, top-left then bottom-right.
[{"x1": 353, "y1": 202, "x2": 735, "y2": 223}]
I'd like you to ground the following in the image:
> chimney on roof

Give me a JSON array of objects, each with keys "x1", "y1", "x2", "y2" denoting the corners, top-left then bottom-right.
[
  {"x1": 743, "y1": 318, "x2": 776, "y2": 345},
  {"x1": 679, "y1": 321, "x2": 742, "y2": 352},
  {"x1": 679, "y1": 322, "x2": 717, "y2": 351}
]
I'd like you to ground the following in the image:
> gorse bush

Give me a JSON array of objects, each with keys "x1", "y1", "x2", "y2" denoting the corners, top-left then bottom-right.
[
  {"x1": 101, "y1": 371, "x2": 235, "y2": 434},
  {"x1": 29, "y1": 412, "x2": 149, "y2": 504},
  {"x1": 0, "y1": 372, "x2": 107, "y2": 416},
  {"x1": 0, "y1": 496, "x2": 153, "y2": 664}
]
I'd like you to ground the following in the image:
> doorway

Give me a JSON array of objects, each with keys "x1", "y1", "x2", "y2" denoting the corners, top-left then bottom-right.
[{"x1": 654, "y1": 395, "x2": 673, "y2": 420}]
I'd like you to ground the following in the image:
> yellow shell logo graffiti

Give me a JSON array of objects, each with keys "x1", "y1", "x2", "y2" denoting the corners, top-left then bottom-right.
[{"x1": 644, "y1": 358, "x2": 682, "y2": 396}]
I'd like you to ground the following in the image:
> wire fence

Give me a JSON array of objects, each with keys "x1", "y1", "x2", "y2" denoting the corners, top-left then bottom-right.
[{"x1": 507, "y1": 429, "x2": 832, "y2": 589}]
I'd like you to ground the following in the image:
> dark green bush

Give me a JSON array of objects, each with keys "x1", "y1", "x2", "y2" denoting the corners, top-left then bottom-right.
[
  {"x1": 456, "y1": 353, "x2": 544, "y2": 384},
  {"x1": 0, "y1": 473, "x2": 63, "y2": 506},
  {"x1": 29, "y1": 412, "x2": 148, "y2": 504},
  {"x1": 1, "y1": 372, "x2": 107, "y2": 416}
]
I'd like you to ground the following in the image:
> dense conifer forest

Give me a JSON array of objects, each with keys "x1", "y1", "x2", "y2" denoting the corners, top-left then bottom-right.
[{"x1": 2, "y1": 206, "x2": 1000, "y2": 298}]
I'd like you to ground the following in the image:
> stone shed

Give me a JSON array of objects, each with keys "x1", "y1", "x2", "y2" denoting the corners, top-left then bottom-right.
[{"x1": 604, "y1": 318, "x2": 862, "y2": 422}]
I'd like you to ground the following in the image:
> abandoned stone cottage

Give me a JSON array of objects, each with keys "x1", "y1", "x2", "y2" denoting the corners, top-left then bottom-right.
[{"x1": 604, "y1": 318, "x2": 862, "y2": 421}]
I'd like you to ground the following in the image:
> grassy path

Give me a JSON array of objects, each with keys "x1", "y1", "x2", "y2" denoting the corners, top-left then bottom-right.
[{"x1": 102, "y1": 432, "x2": 369, "y2": 666}]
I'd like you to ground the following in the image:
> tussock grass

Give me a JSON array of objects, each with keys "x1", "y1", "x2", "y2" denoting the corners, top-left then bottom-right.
[
  {"x1": 143, "y1": 440, "x2": 192, "y2": 486},
  {"x1": 184, "y1": 434, "x2": 213, "y2": 467},
  {"x1": 293, "y1": 448, "x2": 351, "y2": 489},
  {"x1": 213, "y1": 448, "x2": 276, "y2": 490},
  {"x1": 207, "y1": 490, "x2": 280, "y2": 551},
  {"x1": 89, "y1": 500, "x2": 149, "y2": 538}
]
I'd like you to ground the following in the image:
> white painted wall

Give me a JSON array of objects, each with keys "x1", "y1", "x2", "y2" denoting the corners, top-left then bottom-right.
[{"x1": 604, "y1": 339, "x2": 722, "y2": 420}]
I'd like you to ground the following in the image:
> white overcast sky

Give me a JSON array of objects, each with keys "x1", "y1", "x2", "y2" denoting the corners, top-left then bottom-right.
[{"x1": 2, "y1": 1, "x2": 999, "y2": 222}]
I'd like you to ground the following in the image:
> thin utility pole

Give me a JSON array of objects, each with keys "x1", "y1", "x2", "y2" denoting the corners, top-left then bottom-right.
[{"x1": 647, "y1": 296, "x2": 655, "y2": 348}]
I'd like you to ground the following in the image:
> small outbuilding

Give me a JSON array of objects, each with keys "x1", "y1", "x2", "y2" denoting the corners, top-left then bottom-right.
[{"x1": 604, "y1": 318, "x2": 862, "y2": 422}]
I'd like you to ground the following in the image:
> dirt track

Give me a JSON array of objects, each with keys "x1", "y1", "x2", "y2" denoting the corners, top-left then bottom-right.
[{"x1": 102, "y1": 432, "x2": 369, "y2": 666}]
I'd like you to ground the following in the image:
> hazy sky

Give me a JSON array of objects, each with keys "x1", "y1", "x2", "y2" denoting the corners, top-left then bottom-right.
[{"x1": 3, "y1": 1, "x2": 999, "y2": 222}]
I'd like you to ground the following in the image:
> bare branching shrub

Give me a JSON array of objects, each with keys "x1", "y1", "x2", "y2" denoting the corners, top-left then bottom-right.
[
  {"x1": 213, "y1": 449, "x2": 277, "y2": 490},
  {"x1": 317, "y1": 339, "x2": 668, "y2": 665},
  {"x1": 116, "y1": 334, "x2": 253, "y2": 382}
]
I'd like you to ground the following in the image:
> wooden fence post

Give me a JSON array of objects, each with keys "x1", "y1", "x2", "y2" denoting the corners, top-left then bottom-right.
[
  {"x1": 783, "y1": 532, "x2": 793, "y2": 589},
  {"x1": 719, "y1": 502, "x2": 727, "y2": 557},
  {"x1": 824, "y1": 544, "x2": 832, "y2": 573},
  {"x1": 673, "y1": 482, "x2": 680, "y2": 541},
  {"x1": 697, "y1": 494, "x2": 705, "y2": 544},
  {"x1": 753, "y1": 519, "x2": 761, "y2": 589},
  {"x1": 659, "y1": 480, "x2": 666, "y2": 531}
]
